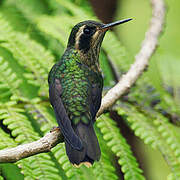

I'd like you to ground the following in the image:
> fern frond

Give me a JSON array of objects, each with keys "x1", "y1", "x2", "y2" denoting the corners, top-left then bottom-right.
[
  {"x1": 117, "y1": 104, "x2": 158, "y2": 149},
  {"x1": 0, "y1": 128, "x2": 25, "y2": 180},
  {"x1": 152, "y1": 113, "x2": 180, "y2": 179},
  {"x1": 147, "y1": 58, "x2": 180, "y2": 115},
  {"x1": 0, "y1": 102, "x2": 62, "y2": 180},
  {"x1": 143, "y1": 108, "x2": 180, "y2": 178},
  {"x1": 37, "y1": 15, "x2": 69, "y2": 46},
  {"x1": 93, "y1": 128, "x2": 118, "y2": 180},
  {"x1": 0, "y1": 47, "x2": 40, "y2": 101},
  {"x1": 0, "y1": 13, "x2": 55, "y2": 96},
  {"x1": 154, "y1": 113, "x2": 180, "y2": 160},
  {"x1": 2, "y1": 105, "x2": 39, "y2": 143},
  {"x1": 93, "y1": 153, "x2": 118, "y2": 180},
  {"x1": 0, "y1": 81, "x2": 12, "y2": 101},
  {"x1": 25, "y1": 102, "x2": 57, "y2": 134},
  {"x1": 96, "y1": 114, "x2": 145, "y2": 180},
  {"x1": 0, "y1": 127, "x2": 16, "y2": 149},
  {"x1": 0, "y1": 56, "x2": 22, "y2": 99},
  {"x1": 17, "y1": 153, "x2": 61, "y2": 180},
  {"x1": 117, "y1": 103, "x2": 180, "y2": 179},
  {"x1": 0, "y1": 104, "x2": 32, "y2": 179}
]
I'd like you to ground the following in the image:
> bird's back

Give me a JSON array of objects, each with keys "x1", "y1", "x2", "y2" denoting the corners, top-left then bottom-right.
[
  {"x1": 48, "y1": 49, "x2": 101, "y2": 165},
  {"x1": 53, "y1": 50, "x2": 92, "y2": 124}
]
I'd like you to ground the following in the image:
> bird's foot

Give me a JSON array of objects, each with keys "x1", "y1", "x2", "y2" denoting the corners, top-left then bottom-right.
[{"x1": 73, "y1": 162, "x2": 92, "y2": 168}]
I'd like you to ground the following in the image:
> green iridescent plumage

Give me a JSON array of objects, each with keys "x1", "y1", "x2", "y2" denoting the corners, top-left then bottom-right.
[
  {"x1": 49, "y1": 48, "x2": 102, "y2": 125},
  {"x1": 48, "y1": 19, "x2": 132, "y2": 166}
]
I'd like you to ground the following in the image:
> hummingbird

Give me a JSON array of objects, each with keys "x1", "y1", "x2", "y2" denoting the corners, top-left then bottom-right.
[{"x1": 48, "y1": 18, "x2": 132, "y2": 167}]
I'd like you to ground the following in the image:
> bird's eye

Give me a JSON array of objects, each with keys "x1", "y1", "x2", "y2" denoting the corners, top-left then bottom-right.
[{"x1": 83, "y1": 27, "x2": 91, "y2": 35}]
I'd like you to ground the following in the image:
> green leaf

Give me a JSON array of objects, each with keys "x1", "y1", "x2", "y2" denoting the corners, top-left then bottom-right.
[{"x1": 97, "y1": 114, "x2": 145, "y2": 180}]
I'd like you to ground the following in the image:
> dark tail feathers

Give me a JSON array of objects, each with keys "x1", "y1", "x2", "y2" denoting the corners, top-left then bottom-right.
[
  {"x1": 65, "y1": 122, "x2": 101, "y2": 166},
  {"x1": 53, "y1": 103, "x2": 83, "y2": 151}
]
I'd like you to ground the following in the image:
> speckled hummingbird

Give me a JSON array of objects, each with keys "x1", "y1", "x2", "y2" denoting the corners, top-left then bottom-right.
[{"x1": 48, "y1": 18, "x2": 132, "y2": 167}]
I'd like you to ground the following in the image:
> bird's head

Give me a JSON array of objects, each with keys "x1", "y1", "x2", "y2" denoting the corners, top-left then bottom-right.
[
  {"x1": 67, "y1": 19, "x2": 132, "y2": 52},
  {"x1": 67, "y1": 19, "x2": 132, "y2": 67}
]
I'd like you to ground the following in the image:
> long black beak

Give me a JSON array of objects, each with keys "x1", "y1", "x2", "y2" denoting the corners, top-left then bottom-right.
[{"x1": 101, "y1": 18, "x2": 132, "y2": 30}]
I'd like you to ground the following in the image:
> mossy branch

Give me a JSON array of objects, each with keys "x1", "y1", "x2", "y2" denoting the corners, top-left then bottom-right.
[{"x1": 0, "y1": 0, "x2": 165, "y2": 163}]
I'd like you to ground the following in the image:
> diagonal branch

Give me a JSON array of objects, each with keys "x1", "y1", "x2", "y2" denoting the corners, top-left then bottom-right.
[
  {"x1": 0, "y1": 128, "x2": 63, "y2": 163},
  {"x1": 0, "y1": 0, "x2": 165, "y2": 163}
]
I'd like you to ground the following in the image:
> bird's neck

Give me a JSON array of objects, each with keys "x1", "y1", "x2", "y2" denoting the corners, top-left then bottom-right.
[
  {"x1": 67, "y1": 46, "x2": 101, "y2": 73},
  {"x1": 80, "y1": 49, "x2": 101, "y2": 72}
]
